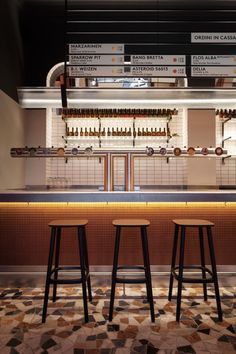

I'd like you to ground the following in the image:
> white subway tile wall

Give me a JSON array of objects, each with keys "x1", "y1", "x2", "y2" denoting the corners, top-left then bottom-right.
[
  {"x1": 48, "y1": 157, "x2": 105, "y2": 187},
  {"x1": 134, "y1": 157, "x2": 187, "y2": 186},
  {"x1": 45, "y1": 109, "x2": 236, "y2": 187}
]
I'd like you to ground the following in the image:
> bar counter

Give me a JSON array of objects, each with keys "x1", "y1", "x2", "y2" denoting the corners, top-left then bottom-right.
[
  {"x1": 1, "y1": 188, "x2": 236, "y2": 202},
  {"x1": 1, "y1": 188, "x2": 236, "y2": 269}
]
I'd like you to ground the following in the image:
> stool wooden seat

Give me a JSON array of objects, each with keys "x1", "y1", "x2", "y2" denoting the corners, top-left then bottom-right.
[
  {"x1": 168, "y1": 219, "x2": 222, "y2": 322},
  {"x1": 42, "y1": 219, "x2": 92, "y2": 323},
  {"x1": 173, "y1": 219, "x2": 214, "y2": 227},
  {"x1": 49, "y1": 219, "x2": 88, "y2": 227},
  {"x1": 109, "y1": 218, "x2": 155, "y2": 322},
  {"x1": 112, "y1": 219, "x2": 150, "y2": 227}
]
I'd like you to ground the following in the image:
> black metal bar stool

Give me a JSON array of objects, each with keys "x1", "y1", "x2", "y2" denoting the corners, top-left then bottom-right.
[
  {"x1": 168, "y1": 219, "x2": 222, "y2": 322},
  {"x1": 109, "y1": 219, "x2": 155, "y2": 322},
  {"x1": 42, "y1": 219, "x2": 92, "y2": 323}
]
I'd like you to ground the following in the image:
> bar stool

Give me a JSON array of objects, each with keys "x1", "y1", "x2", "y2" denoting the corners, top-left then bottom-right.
[
  {"x1": 42, "y1": 219, "x2": 92, "y2": 323},
  {"x1": 168, "y1": 219, "x2": 222, "y2": 322},
  {"x1": 109, "y1": 219, "x2": 155, "y2": 322}
]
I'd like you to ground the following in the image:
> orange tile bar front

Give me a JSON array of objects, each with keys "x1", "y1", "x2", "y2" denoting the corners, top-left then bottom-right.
[{"x1": 0, "y1": 202, "x2": 235, "y2": 266}]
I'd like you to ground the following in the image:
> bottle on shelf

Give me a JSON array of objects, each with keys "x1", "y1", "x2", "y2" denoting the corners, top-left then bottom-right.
[
  {"x1": 107, "y1": 127, "x2": 111, "y2": 136},
  {"x1": 167, "y1": 127, "x2": 171, "y2": 138},
  {"x1": 85, "y1": 128, "x2": 88, "y2": 136},
  {"x1": 219, "y1": 109, "x2": 224, "y2": 118},
  {"x1": 75, "y1": 127, "x2": 78, "y2": 136},
  {"x1": 138, "y1": 128, "x2": 141, "y2": 136},
  {"x1": 100, "y1": 128, "x2": 106, "y2": 136},
  {"x1": 80, "y1": 128, "x2": 83, "y2": 136},
  {"x1": 71, "y1": 127, "x2": 75, "y2": 136}
]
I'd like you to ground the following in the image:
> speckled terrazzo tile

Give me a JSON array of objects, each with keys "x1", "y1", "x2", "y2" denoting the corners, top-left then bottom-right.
[
  {"x1": 1, "y1": 286, "x2": 236, "y2": 353},
  {"x1": 115, "y1": 348, "x2": 133, "y2": 354}
]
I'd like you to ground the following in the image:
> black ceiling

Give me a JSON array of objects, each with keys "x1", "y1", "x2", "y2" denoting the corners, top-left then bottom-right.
[{"x1": 1, "y1": 0, "x2": 236, "y2": 99}]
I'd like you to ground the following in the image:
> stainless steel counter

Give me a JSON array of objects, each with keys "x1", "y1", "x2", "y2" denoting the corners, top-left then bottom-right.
[{"x1": 1, "y1": 189, "x2": 236, "y2": 202}]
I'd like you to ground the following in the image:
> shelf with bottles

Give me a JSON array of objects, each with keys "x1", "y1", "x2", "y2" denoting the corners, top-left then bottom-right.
[
  {"x1": 59, "y1": 107, "x2": 178, "y2": 120},
  {"x1": 64, "y1": 126, "x2": 175, "y2": 141},
  {"x1": 66, "y1": 127, "x2": 100, "y2": 139},
  {"x1": 215, "y1": 109, "x2": 236, "y2": 119},
  {"x1": 135, "y1": 127, "x2": 170, "y2": 139}
]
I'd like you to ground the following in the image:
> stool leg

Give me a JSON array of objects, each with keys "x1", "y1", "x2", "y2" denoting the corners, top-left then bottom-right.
[
  {"x1": 42, "y1": 227, "x2": 56, "y2": 323},
  {"x1": 141, "y1": 226, "x2": 155, "y2": 322},
  {"x1": 206, "y1": 226, "x2": 223, "y2": 322},
  {"x1": 78, "y1": 226, "x2": 89, "y2": 323},
  {"x1": 82, "y1": 226, "x2": 92, "y2": 302},
  {"x1": 53, "y1": 227, "x2": 61, "y2": 302},
  {"x1": 141, "y1": 229, "x2": 151, "y2": 303},
  {"x1": 109, "y1": 226, "x2": 121, "y2": 322},
  {"x1": 168, "y1": 224, "x2": 179, "y2": 301},
  {"x1": 176, "y1": 226, "x2": 185, "y2": 322},
  {"x1": 199, "y1": 227, "x2": 207, "y2": 301}
]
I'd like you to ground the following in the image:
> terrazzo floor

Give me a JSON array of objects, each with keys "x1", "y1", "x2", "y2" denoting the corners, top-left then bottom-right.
[{"x1": 0, "y1": 285, "x2": 236, "y2": 353}]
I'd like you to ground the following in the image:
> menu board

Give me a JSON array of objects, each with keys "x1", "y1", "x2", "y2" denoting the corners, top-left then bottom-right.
[
  {"x1": 129, "y1": 55, "x2": 186, "y2": 65},
  {"x1": 69, "y1": 54, "x2": 186, "y2": 66},
  {"x1": 129, "y1": 66, "x2": 186, "y2": 77},
  {"x1": 68, "y1": 66, "x2": 126, "y2": 77},
  {"x1": 69, "y1": 54, "x2": 124, "y2": 65},
  {"x1": 191, "y1": 33, "x2": 236, "y2": 43},
  {"x1": 68, "y1": 65, "x2": 186, "y2": 77},
  {"x1": 69, "y1": 43, "x2": 124, "y2": 54},
  {"x1": 191, "y1": 55, "x2": 236, "y2": 65},
  {"x1": 191, "y1": 66, "x2": 236, "y2": 77}
]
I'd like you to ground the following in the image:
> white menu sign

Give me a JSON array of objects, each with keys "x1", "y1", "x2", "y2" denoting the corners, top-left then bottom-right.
[
  {"x1": 191, "y1": 33, "x2": 236, "y2": 43},
  {"x1": 130, "y1": 55, "x2": 186, "y2": 65},
  {"x1": 69, "y1": 43, "x2": 124, "y2": 54},
  {"x1": 129, "y1": 66, "x2": 186, "y2": 77},
  {"x1": 191, "y1": 55, "x2": 236, "y2": 65},
  {"x1": 68, "y1": 66, "x2": 126, "y2": 77},
  {"x1": 191, "y1": 66, "x2": 236, "y2": 77},
  {"x1": 69, "y1": 54, "x2": 124, "y2": 65},
  {"x1": 68, "y1": 65, "x2": 186, "y2": 77}
]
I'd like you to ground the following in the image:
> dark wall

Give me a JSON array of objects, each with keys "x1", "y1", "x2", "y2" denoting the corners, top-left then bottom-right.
[
  {"x1": 0, "y1": 0, "x2": 24, "y2": 101},
  {"x1": 19, "y1": 0, "x2": 64, "y2": 87},
  {"x1": 1, "y1": 0, "x2": 236, "y2": 100}
]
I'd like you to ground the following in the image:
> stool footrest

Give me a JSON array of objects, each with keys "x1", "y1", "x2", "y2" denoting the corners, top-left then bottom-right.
[
  {"x1": 116, "y1": 277, "x2": 147, "y2": 284},
  {"x1": 49, "y1": 266, "x2": 90, "y2": 285},
  {"x1": 115, "y1": 265, "x2": 146, "y2": 283},
  {"x1": 51, "y1": 266, "x2": 82, "y2": 272},
  {"x1": 50, "y1": 278, "x2": 83, "y2": 285},
  {"x1": 117, "y1": 265, "x2": 145, "y2": 271},
  {"x1": 172, "y1": 265, "x2": 214, "y2": 284}
]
